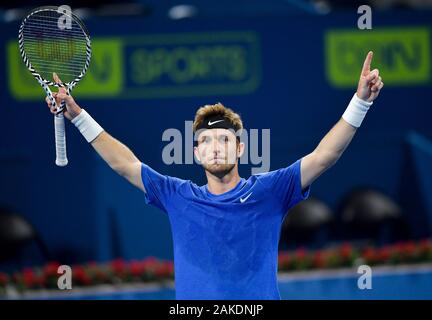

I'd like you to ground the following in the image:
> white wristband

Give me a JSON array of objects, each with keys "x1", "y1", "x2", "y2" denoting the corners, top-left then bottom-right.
[
  {"x1": 342, "y1": 93, "x2": 373, "y2": 128},
  {"x1": 71, "y1": 109, "x2": 104, "y2": 143}
]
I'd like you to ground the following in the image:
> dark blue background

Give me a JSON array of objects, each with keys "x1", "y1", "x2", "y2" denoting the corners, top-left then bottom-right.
[{"x1": 1, "y1": 9, "x2": 431, "y2": 270}]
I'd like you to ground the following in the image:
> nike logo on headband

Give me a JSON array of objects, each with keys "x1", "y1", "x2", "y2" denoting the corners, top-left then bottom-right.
[{"x1": 208, "y1": 119, "x2": 224, "y2": 126}]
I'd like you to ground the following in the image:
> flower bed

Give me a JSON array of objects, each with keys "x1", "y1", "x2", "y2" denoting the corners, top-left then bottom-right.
[
  {"x1": 278, "y1": 238, "x2": 432, "y2": 272},
  {"x1": 0, "y1": 256, "x2": 173, "y2": 294},
  {"x1": 1, "y1": 239, "x2": 431, "y2": 294}
]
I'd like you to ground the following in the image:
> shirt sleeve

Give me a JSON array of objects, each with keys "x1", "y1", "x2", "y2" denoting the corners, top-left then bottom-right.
[
  {"x1": 140, "y1": 163, "x2": 184, "y2": 213},
  {"x1": 257, "y1": 158, "x2": 311, "y2": 213}
]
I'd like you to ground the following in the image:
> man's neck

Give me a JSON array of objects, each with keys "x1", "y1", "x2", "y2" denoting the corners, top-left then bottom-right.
[{"x1": 206, "y1": 168, "x2": 241, "y2": 195}]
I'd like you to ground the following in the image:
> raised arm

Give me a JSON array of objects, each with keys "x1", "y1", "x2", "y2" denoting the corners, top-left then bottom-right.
[
  {"x1": 89, "y1": 132, "x2": 144, "y2": 191},
  {"x1": 46, "y1": 73, "x2": 144, "y2": 192},
  {"x1": 300, "y1": 51, "x2": 384, "y2": 190}
]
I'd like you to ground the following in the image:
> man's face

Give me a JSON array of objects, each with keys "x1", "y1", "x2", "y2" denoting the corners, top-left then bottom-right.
[{"x1": 194, "y1": 128, "x2": 244, "y2": 176}]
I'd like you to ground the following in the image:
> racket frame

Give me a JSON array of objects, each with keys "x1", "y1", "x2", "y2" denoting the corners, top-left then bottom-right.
[{"x1": 18, "y1": 6, "x2": 92, "y2": 167}]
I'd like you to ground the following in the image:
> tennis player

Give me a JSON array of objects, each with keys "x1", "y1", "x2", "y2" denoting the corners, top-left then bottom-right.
[{"x1": 46, "y1": 51, "x2": 383, "y2": 299}]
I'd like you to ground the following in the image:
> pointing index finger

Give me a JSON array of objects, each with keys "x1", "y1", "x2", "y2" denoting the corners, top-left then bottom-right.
[
  {"x1": 53, "y1": 72, "x2": 62, "y2": 84},
  {"x1": 53, "y1": 72, "x2": 67, "y2": 93},
  {"x1": 361, "y1": 51, "x2": 373, "y2": 76}
]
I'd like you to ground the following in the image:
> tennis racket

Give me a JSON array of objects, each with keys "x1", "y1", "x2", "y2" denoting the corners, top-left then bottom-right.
[{"x1": 18, "y1": 5, "x2": 91, "y2": 166}]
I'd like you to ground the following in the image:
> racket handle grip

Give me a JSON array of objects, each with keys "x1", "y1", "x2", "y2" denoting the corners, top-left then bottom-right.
[{"x1": 54, "y1": 113, "x2": 68, "y2": 167}]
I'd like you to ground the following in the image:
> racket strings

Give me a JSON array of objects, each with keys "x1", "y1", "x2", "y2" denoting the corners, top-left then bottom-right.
[
  {"x1": 21, "y1": 10, "x2": 89, "y2": 82},
  {"x1": 23, "y1": 43, "x2": 87, "y2": 64},
  {"x1": 22, "y1": 25, "x2": 88, "y2": 37}
]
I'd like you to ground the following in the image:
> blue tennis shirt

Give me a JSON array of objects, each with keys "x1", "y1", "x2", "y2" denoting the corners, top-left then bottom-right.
[{"x1": 141, "y1": 159, "x2": 311, "y2": 299}]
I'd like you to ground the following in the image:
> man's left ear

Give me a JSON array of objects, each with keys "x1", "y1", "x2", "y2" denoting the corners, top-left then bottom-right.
[
  {"x1": 194, "y1": 146, "x2": 201, "y2": 162},
  {"x1": 237, "y1": 142, "x2": 245, "y2": 158}
]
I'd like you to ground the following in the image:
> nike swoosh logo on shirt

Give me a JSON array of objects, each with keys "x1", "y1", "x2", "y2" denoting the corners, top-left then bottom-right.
[
  {"x1": 208, "y1": 119, "x2": 224, "y2": 126},
  {"x1": 240, "y1": 192, "x2": 253, "y2": 203}
]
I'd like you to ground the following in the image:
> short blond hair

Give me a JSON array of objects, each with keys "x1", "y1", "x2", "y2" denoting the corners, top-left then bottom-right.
[{"x1": 193, "y1": 102, "x2": 243, "y2": 134}]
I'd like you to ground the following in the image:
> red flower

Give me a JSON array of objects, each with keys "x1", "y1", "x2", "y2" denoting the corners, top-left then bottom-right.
[
  {"x1": 20, "y1": 268, "x2": 46, "y2": 288},
  {"x1": 295, "y1": 248, "x2": 307, "y2": 261},
  {"x1": 94, "y1": 269, "x2": 108, "y2": 282},
  {"x1": 36, "y1": 274, "x2": 46, "y2": 287},
  {"x1": 22, "y1": 268, "x2": 36, "y2": 288},
  {"x1": 142, "y1": 256, "x2": 159, "y2": 267},
  {"x1": 278, "y1": 252, "x2": 290, "y2": 268},
  {"x1": 402, "y1": 241, "x2": 416, "y2": 256},
  {"x1": 377, "y1": 246, "x2": 391, "y2": 262},
  {"x1": 420, "y1": 239, "x2": 430, "y2": 249},
  {"x1": 340, "y1": 243, "x2": 353, "y2": 260},
  {"x1": 313, "y1": 251, "x2": 326, "y2": 269},
  {"x1": 393, "y1": 242, "x2": 406, "y2": 256},
  {"x1": 362, "y1": 247, "x2": 377, "y2": 264},
  {"x1": 155, "y1": 261, "x2": 174, "y2": 278},
  {"x1": 73, "y1": 266, "x2": 92, "y2": 286},
  {"x1": 110, "y1": 258, "x2": 126, "y2": 276},
  {"x1": 166, "y1": 261, "x2": 174, "y2": 274},
  {"x1": 419, "y1": 239, "x2": 432, "y2": 255},
  {"x1": 0, "y1": 273, "x2": 8, "y2": 286},
  {"x1": 129, "y1": 261, "x2": 146, "y2": 277},
  {"x1": 43, "y1": 261, "x2": 61, "y2": 277}
]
